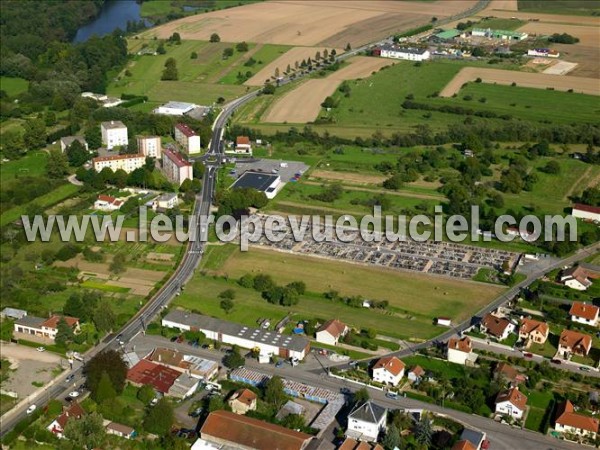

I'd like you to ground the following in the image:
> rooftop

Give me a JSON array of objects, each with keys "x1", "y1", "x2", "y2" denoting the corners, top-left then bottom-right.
[
  {"x1": 164, "y1": 310, "x2": 309, "y2": 353},
  {"x1": 175, "y1": 122, "x2": 198, "y2": 138},
  {"x1": 481, "y1": 313, "x2": 512, "y2": 338},
  {"x1": 447, "y1": 336, "x2": 472, "y2": 353},
  {"x1": 495, "y1": 387, "x2": 528, "y2": 410},
  {"x1": 41, "y1": 315, "x2": 79, "y2": 329},
  {"x1": 519, "y1": 318, "x2": 549, "y2": 336},
  {"x1": 236, "y1": 136, "x2": 251, "y2": 146},
  {"x1": 231, "y1": 171, "x2": 280, "y2": 192},
  {"x1": 573, "y1": 203, "x2": 600, "y2": 215},
  {"x1": 201, "y1": 410, "x2": 313, "y2": 450},
  {"x1": 559, "y1": 329, "x2": 592, "y2": 352},
  {"x1": 161, "y1": 101, "x2": 197, "y2": 111},
  {"x1": 163, "y1": 148, "x2": 192, "y2": 169},
  {"x1": 435, "y1": 29, "x2": 461, "y2": 39},
  {"x1": 93, "y1": 153, "x2": 145, "y2": 163},
  {"x1": 380, "y1": 44, "x2": 429, "y2": 55},
  {"x1": 156, "y1": 193, "x2": 178, "y2": 202},
  {"x1": 101, "y1": 120, "x2": 126, "y2": 130},
  {"x1": 372, "y1": 356, "x2": 405, "y2": 376},
  {"x1": 569, "y1": 302, "x2": 599, "y2": 321},
  {"x1": 229, "y1": 388, "x2": 257, "y2": 407},
  {"x1": 348, "y1": 401, "x2": 386, "y2": 424},
  {"x1": 555, "y1": 400, "x2": 599, "y2": 433},
  {"x1": 339, "y1": 438, "x2": 384, "y2": 450},
  {"x1": 317, "y1": 319, "x2": 347, "y2": 339},
  {"x1": 451, "y1": 441, "x2": 477, "y2": 450},
  {"x1": 127, "y1": 359, "x2": 180, "y2": 393}
]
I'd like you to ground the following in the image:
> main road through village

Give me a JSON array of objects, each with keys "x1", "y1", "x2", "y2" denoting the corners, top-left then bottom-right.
[{"x1": 1, "y1": 2, "x2": 596, "y2": 446}]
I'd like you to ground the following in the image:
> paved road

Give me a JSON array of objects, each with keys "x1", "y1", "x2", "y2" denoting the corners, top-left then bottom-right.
[{"x1": 132, "y1": 333, "x2": 580, "y2": 450}]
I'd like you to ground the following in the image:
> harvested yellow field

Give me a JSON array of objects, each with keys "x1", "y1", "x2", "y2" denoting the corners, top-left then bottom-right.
[
  {"x1": 245, "y1": 46, "x2": 341, "y2": 86},
  {"x1": 143, "y1": 0, "x2": 476, "y2": 47},
  {"x1": 517, "y1": 22, "x2": 600, "y2": 47},
  {"x1": 263, "y1": 56, "x2": 394, "y2": 123},
  {"x1": 475, "y1": 9, "x2": 600, "y2": 26},
  {"x1": 310, "y1": 169, "x2": 387, "y2": 185},
  {"x1": 439, "y1": 67, "x2": 600, "y2": 97}
]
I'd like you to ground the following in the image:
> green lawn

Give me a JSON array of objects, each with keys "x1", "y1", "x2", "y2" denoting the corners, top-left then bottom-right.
[
  {"x1": 108, "y1": 40, "x2": 252, "y2": 104},
  {"x1": 141, "y1": 0, "x2": 261, "y2": 18},
  {"x1": 518, "y1": 0, "x2": 600, "y2": 15},
  {"x1": 0, "y1": 183, "x2": 81, "y2": 226},
  {"x1": 80, "y1": 279, "x2": 132, "y2": 294},
  {"x1": 469, "y1": 18, "x2": 526, "y2": 31},
  {"x1": 402, "y1": 355, "x2": 466, "y2": 379},
  {"x1": 218, "y1": 44, "x2": 293, "y2": 85},
  {"x1": 0, "y1": 77, "x2": 29, "y2": 97},
  {"x1": 0, "y1": 152, "x2": 48, "y2": 186}
]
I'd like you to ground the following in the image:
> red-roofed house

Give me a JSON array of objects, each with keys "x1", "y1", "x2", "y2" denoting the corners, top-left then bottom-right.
[
  {"x1": 495, "y1": 387, "x2": 528, "y2": 420},
  {"x1": 174, "y1": 123, "x2": 201, "y2": 155},
  {"x1": 338, "y1": 438, "x2": 384, "y2": 450},
  {"x1": 161, "y1": 148, "x2": 193, "y2": 186},
  {"x1": 572, "y1": 203, "x2": 600, "y2": 222},
  {"x1": 519, "y1": 318, "x2": 549, "y2": 346},
  {"x1": 447, "y1": 336, "x2": 477, "y2": 366},
  {"x1": 315, "y1": 319, "x2": 348, "y2": 346},
  {"x1": 47, "y1": 402, "x2": 85, "y2": 438},
  {"x1": 558, "y1": 329, "x2": 593, "y2": 359},
  {"x1": 451, "y1": 441, "x2": 477, "y2": 450},
  {"x1": 230, "y1": 136, "x2": 252, "y2": 155},
  {"x1": 555, "y1": 400, "x2": 599, "y2": 440},
  {"x1": 94, "y1": 194, "x2": 123, "y2": 211},
  {"x1": 569, "y1": 302, "x2": 599, "y2": 327},
  {"x1": 372, "y1": 356, "x2": 405, "y2": 386},
  {"x1": 228, "y1": 388, "x2": 258, "y2": 415},
  {"x1": 127, "y1": 359, "x2": 180, "y2": 394},
  {"x1": 14, "y1": 315, "x2": 80, "y2": 342},
  {"x1": 561, "y1": 266, "x2": 593, "y2": 291},
  {"x1": 480, "y1": 313, "x2": 515, "y2": 341},
  {"x1": 200, "y1": 410, "x2": 313, "y2": 450},
  {"x1": 407, "y1": 365, "x2": 425, "y2": 383}
]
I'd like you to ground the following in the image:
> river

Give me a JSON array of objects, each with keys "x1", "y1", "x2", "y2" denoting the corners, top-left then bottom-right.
[{"x1": 73, "y1": 0, "x2": 145, "y2": 43}]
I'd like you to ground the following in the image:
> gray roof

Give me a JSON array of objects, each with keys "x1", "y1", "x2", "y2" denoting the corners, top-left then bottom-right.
[
  {"x1": 380, "y1": 45, "x2": 428, "y2": 55},
  {"x1": 101, "y1": 120, "x2": 126, "y2": 129},
  {"x1": 231, "y1": 172, "x2": 279, "y2": 192},
  {"x1": 15, "y1": 315, "x2": 45, "y2": 328},
  {"x1": 1, "y1": 308, "x2": 27, "y2": 319},
  {"x1": 163, "y1": 310, "x2": 309, "y2": 353},
  {"x1": 161, "y1": 101, "x2": 197, "y2": 111},
  {"x1": 348, "y1": 401, "x2": 386, "y2": 424},
  {"x1": 60, "y1": 136, "x2": 87, "y2": 146},
  {"x1": 157, "y1": 193, "x2": 178, "y2": 202},
  {"x1": 460, "y1": 429, "x2": 485, "y2": 447}
]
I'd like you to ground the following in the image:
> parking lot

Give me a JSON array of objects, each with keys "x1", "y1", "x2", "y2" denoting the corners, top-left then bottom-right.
[{"x1": 231, "y1": 159, "x2": 309, "y2": 184}]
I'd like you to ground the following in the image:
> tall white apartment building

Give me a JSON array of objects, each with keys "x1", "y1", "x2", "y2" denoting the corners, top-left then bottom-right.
[
  {"x1": 162, "y1": 148, "x2": 193, "y2": 186},
  {"x1": 101, "y1": 121, "x2": 128, "y2": 150},
  {"x1": 92, "y1": 153, "x2": 145, "y2": 173},
  {"x1": 137, "y1": 135, "x2": 162, "y2": 159},
  {"x1": 174, "y1": 123, "x2": 201, "y2": 155}
]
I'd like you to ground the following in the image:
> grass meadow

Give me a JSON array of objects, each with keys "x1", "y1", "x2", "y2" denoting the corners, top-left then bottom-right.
[{"x1": 0, "y1": 77, "x2": 29, "y2": 97}]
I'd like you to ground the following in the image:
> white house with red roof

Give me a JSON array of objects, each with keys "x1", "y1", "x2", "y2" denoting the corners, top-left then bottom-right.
[
  {"x1": 447, "y1": 336, "x2": 477, "y2": 366},
  {"x1": 572, "y1": 203, "x2": 600, "y2": 222},
  {"x1": 495, "y1": 387, "x2": 528, "y2": 420},
  {"x1": 555, "y1": 400, "x2": 599, "y2": 440},
  {"x1": 315, "y1": 319, "x2": 348, "y2": 346},
  {"x1": 47, "y1": 402, "x2": 85, "y2": 438},
  {"x1": 14, "y1": 315, "x2": 80, "y2": 342},
  {"x1": 229, "y1": 136, "x2": 252, "y2": 155},
  {"x1": 371, "y1": 356, "x2": 405, "y2": 386},
  {"x1": 569, "y1": 302, "x2": 599, "y2": 327},
  {"x1": 94, "y1": 194, "x2": 123, "y2": 211},
  {"x1": 561, "y1": 266, "x2": 593, "y2": 291},
  {"x1": 174, "y1": 123, "x2": 201, "y2": 155}
]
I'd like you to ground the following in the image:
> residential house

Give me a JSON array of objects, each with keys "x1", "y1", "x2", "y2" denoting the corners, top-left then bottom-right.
[
  {"x1": 452, "y1": 441, "x2": 477, "y2": 450},
  {"x1": 558, "y1": 329, "x2": 592, "y2": 359},
  {"x1": 126, "y1": 359, "x2": 181, "y2": 394},
  {"x1": 101, "y1": 121, "x2": 128, "y2": 150},
  {"x1": 569, "y1": 302, "x2": 599, "y2": 327},
  {"x1": 229, "y1": 136, "x2": 252, "y2": 155},
  {"x1": 378, "y1": 45, "x2": 431, "y2": 61},
  {"x1": 161, "y1": 148, "x2": 193, "y2": 186},
  {"x1": 447, "y1": 336, "x2": 477, "y2": 366},
  {"x1": 93, "y1": 194, "x2": 123, "y2": 211},
  {"x1": 168, "y1": 372, "x2": 201, "y2": 399},
  {"x1": 1, "y1": 308, "x2": 27, "y2": 320},
  {"x1": 60, "y1": 136, "x2": 88, "y2": 153},
  {"x1": 495, "y1": 387, "x2": 528, "y2": 420},
  {"x1": 228, "y1": 388, "x2": 257, "y2": 415},
  {"x1": 555, "y1": 400, "x2": 599, "y2": 440},
  {"x1": 527, "y1": 48, "x2": 560, "y2": 58},
  {"x1": 560, "y1": 265, "x2": 596, "y2": 291},
  {"x1": 518, "y1": 318, "x2": 549, "y2": 345},
  {"x1": 14, "y1": 315, "x2": 80, "y2": 342},
  {"x1": 136, "y1": 135, "x2": 162, "y2": 159},
  {"x1": 174, "y1": 123, "x2": 201, "y2": 155},
  {"x1": 106, "y1": 422, "x2": 136, "y2": 439},
  {"x1": 315, "y1": 319, "x2": 348, "y2": 346},
  {"x1": 407, "y1": 365, "x2": 425, "y2": 384},
  {"x1": 345, "y1": 401, "x2": 387, "y2": 443},
  {"x1": 480, "y1": 313, "x2": 515, "y2": 341},
  {"x1": 153, "y1": 193, "x2": 179, "y2": 211},
  {"x1": 494, "y1": 362, "x2": 527, "y2": 386},
  {"x1": 459, "y1": 429, "x2": 487, "y2": 450},
  {"x1": 47, "y1": 402, "x2": 85, "y2": 438},
  {"x1": 92, "y1": 153, "x2": 145, "y2": 174},
  {"x1": 371, "y1": 356, "x2": 405, "y2": 386},
  {"x1": 572, "y1": 203, "x2": 600, "y2": 222},
  {"x1": 200, "y1": 410, "x2": 313, "y2": 450},
  {"x1": 339, "y1": 438, "x2": 384, "y2": 450}
]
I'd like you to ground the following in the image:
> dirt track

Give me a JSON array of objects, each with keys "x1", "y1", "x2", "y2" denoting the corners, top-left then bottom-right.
[
  {"x1": 439, "y1": 67, "x2": 600, "y2": 97},
  {"x1": 263, "y1": 56, "x2": 394, "y2": 123},
  {"x1": 143, "y1": 0, "x2": 477, "y2": 47}
]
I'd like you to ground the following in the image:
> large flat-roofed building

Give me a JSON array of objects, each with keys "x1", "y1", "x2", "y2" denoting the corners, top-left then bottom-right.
[
  {"x1": 174, "y1": 123, "x2": 201, "y2": 155},
  {"x1": 137, "y1": 136, "x2": 162, "y2": 159},
  {"x1": 231, "y1": 171, "x2": 281, "y2": 199},
  {"x1": 146, "y1": 347, "x2": 218, "y2": 380},
  {"x1": 101, "y1": 121, "x2": 128, "y2": 150},
  {"x1": 161, "y1": 148, "x2": 193, "y2": 186},
  {"x1": 155, "y1": 101, "x2": 197, "y2": 116},
  {"x1": 378, "y1": 45, "x2": 430, "y2": 61},
  {"x1": 162, "y1": 309, "x2": 310, "y2": 360},
  {"x1": 471, "y1": 28, "x2": 528, "y2": 41},
  {"x1": 92, "y1": 153, "x2": 145, "y2": 174}
]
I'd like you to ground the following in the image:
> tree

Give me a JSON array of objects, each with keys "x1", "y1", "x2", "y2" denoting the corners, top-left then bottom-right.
[
  {"x1": 208, "y1": 395, "x2": 226, "y2": 412},
  {"x1": 92, "y1": 301, "x2": 116, "y2": 332},
  {"x1": 345, "y1": 42, "x2": 352, "y2": 51},
  {"x1": 55, "y1": 317, "x2": 74, "y2": 347},
  {"x1": 223, "y1": 47, "x2": 234, "y2": 58},
  {"x1": 274, "y1": 67, "x2": 280, "y2": 78},
  {"x1": 253, "y1": 274, "x2": 275, "y2": 292},
  {"x1": 239, "y1": 274, "x2": 254, "y2": 288},
  {"x1": 321, "y1": 96, "x2": 335, "y2": 108},
  {"x1": 286, "y1": 281, "x2": 306, "y2": 295},
  {"x1": 47, "y1": 149, "x2": 69, "y2": 178},
  {"x1": 190, "y1": 51, "x2": 198, "y2": 59},
  {"x1": 143, "y1": 398, "x2": 174, "y2": 436},
  {"x1": 95, "y1": 371, "x2": 117, "y2": 403},
  {"x1": 161, "y1": 57, "x2": 178, "y2": 81},
  {"x1": 220, "y1": 298, "x2": 234, "y2": 314},
  {"x1": 66, "y1": 140, "x2": 89, "y2": 167},
  {"x1": 263, "y1": 83, "x2": 276, "y2": 95},
  {"x1": 64, "y1": 412, "x2": 106, "y2": 449},
  {"x1": 414, "y1": 416, "x2": 433, "y2": 447},
  {"x1": 223, "y1": 345, "x2": 245, "y2": 369},
  {"x1": 281, "y1": 414, "x2": 305, "y2": 430},
  {"x1": 315, "y1": 50, "x2": 321, "y2": 61},
  {"x1": 109, "y1": 253, "x2": 126, "y2": 274},
  {"x1": 286, "y1": 64, "x2": 291, "y2": 73},
  {"x1": 137, "y1": 384, "x2": 156, "y2": 404},
  {"x1": 2, "y1": 130, "x2": 25, "y2": 159},
  {"x1": 157, "y1": 42, "x2": 166, "y2": 54},
  {"x1": 210, "y1": 33, "x2": 221, "y2": 43},
  {"x1": 85, "y1": 350, "x2": 128, "y2": 396},
  {"x1": 382, "y1": 174, "x2": 403, "y2": 190},
  {"x1": 353, "y1": 387, "x2": 369, "y2": 405},
  {"x1": 264, "y1": 375, "x2": 286, "y2": 408},
  {"x1": 219, "y1": 289, "x2": 236, "y2": 300},
  {"x1": 23, "y1": 118, "x2": 46, "y2": 150},
  {"x1": 382, "y1": 424, "x2": 401, "y2": 450},
  {"x1": 169, "y1": 32, "x2": 181, "y2": 44},
  {"x1": 542, "y1": 160, "x2": 561, "y2": 174},
  {"x1": 85, "y1": 126, "x2": 102, "y2": 150}
]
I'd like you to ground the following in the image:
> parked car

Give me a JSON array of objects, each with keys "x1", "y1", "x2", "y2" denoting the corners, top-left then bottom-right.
[
  {"x1": 150, "y1": 398, "x2": 159, "y2": 406},
  {"x1": 580, "y1": 366, "x2": 591, "y2": 372},
  {"x1": 522, "y1": 352, "x2": 533, "y2": 358},
  {"x1": 385, "y1": 392, "x2": 399, "y2": 400},
  {"x1": 68, "y1": 391, "x2": 80, "y2": 398},
  {"x1": 551, "y1": 359, "x2": 562, "y2": 365},
  {"x1": 116, "y1": 334, "x2": 125, "y2": 345},
  {"x1": 348, "y1": 360, "x2": 358, "y2": 367},
  {"x1": 65, "y1": 374, "x2": 74, "y2": 383},
  {"x1": 275, "y1": 360, "x2": 284, "y2": 368},
  {"x1": 26, "y1": 405, "x2": 37, "y2": 415},
  {"x1": 36, "y1": 347, "x2": 46, "y2": 352}
]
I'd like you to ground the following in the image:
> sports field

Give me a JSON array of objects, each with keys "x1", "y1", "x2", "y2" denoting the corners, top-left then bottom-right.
[
  {"x1": 175, "y1": 245, "x2": 504, "y2": 341},
  {"x1": 143, "y1": 0, "x2": 477, "y2": 47}
]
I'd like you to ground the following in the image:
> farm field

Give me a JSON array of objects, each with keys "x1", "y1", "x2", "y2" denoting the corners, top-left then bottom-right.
[
  {"x1": 475, "y1": 6, "x2": 600, "y2": 24},
  {"x1": 0, "y1": 77, "x2": 29, "y2": 97},
  {"x1": 140, "y1": 0, "x2": 260, "y2": 18},
  {"x1": 219, "y1": 44, "x2": 292, "y2": 85},
  {"x1": 142, "y1": 0, "x2": 477, "y2": 47},
  {"x1": 0, "y1": 152, "x2": 48, "y2": 186},
  {"x1": 439, "y1": 67, "x2": 600, "y2": 97},
  {"x1": 517, "y1": 0, "x2": 600, "y2": 16},
  {"x1": 177, "y1": 245, "x2": 504, "y2": 341},
  {"x1": 517, "y1": 22, "x2": 600, "y2": 47},
  {"x1": 107, "y1": 40, "x2": 251, "y2": 104}
]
